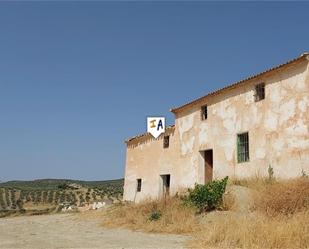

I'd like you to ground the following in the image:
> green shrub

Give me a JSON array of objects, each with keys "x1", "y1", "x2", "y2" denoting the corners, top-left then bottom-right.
[
  {"x1": 149, "y1": 210, "x2": 162, "y2": 221},
  {"x1": 5, "y1": 189, "x2": 11, "y2": 207},
  {"x1": 79, "y1": 194, "x2": 85, "y2": 206},
  {"x1": 10, "y1": 190, "x2": 17, "y2": 207},
  {"x1": 57, "y1": 183, "x2": 68, "y2": 190},
  {"x1": 301, "y1": 169, "x2": 308, "y2": 178},
  {"x1": 0, "y1": 189, "x2": 6, "y2": 209},
  {"x1": 268, "y1": 164, "x2": 274, "y2": 182},
  {"x1": 54, "y1": 191, "x2": 60, "y2": 204},
  {"x1": 48, "y1": 191, "x2": 54, "y2": 203},
  {"x1": 59, "y1": 192, "x2": 65, "y2": 203},
  {"x1": 42, "y1": 191, "x2": 48, "y2": 202},
  {"x1": 16, "y1": 199, "x2": 23, "y2": 210},
  {"x1": 187, "y1": 177, "x2": 228, "y2": 212}
]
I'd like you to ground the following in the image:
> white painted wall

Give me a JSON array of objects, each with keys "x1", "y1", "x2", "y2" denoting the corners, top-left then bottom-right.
[{"x1": 124, "y1": 59, "x2": 309, "y2": 202}]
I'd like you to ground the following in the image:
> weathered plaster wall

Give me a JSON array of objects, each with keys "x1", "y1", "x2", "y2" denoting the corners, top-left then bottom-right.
[
  {"x1": 123, "y1": 128, "x2": 190, "y2": 202},
  {"x1": 124, "y1": 58, "x2": 309, "y2": 202},
  {"x1": 175, "y1": 59, "x2": 309, "y2": 181}
]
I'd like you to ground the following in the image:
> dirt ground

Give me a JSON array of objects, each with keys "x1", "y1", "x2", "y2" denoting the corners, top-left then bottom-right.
[{"x1": 0, "y1": 213, "x2": 187, "y2": 249}]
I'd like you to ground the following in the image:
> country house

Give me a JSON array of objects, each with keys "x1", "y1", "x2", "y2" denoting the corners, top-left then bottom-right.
[{"x1": 124, "y1": 53, "x2": 309, "y2": 202}]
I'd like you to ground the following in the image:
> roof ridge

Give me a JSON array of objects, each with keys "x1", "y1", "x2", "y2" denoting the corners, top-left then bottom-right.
[
  {"x1": 170, "y1": 52, "x2": 309, "y2": 113},
  {"x1": 125, "y1": 125, "x2": 175, "y2": 143}
]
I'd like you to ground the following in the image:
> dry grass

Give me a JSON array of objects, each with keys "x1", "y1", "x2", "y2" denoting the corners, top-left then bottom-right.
[
  {"x1": 189, "y1": 210, "x2": 309, "y2": 249},
  {"x1": 230, "y1": 176, "x2": 273, "y2": 190},
  {"x1": 103, "y1": 197, "x2": 200, "y2": 234},
  {"x1": 23, "y1": 202, "x2": 55, "y2": 210},
  {"x1": 253, "y1": 178, "x2": 309, "y2": 216},
  {"x1": 103, "y1": 178, "x2": 309, "y2": 248},
  {"x1": 189, "y1": 177, "x2": 309, "y2": 248}
]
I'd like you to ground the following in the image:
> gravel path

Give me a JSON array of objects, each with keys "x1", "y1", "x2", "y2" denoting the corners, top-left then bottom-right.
[{"x1": 0, "y1": 213, "x2": 187, "y2": 249}]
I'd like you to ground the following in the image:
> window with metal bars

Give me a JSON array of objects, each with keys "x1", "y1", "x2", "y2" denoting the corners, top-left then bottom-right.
[
  {"x1": 237, "y1": 132, "x2": 249, "y2": 163},
  {"x1": 136, "y1": 179, "x2": 142, "y2": 192},
  {"x1": 201, "y1": 105, "x2": 208, "y2": 120},
  {"x1": 163, "y1": 135, "x2": 170, "y2": 148},
  {"x1": 255, "y1": 83, "x2": 265, "y2": 102}
]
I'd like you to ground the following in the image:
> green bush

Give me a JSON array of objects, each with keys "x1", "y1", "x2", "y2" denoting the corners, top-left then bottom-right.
[
  {"x1": 268, "y1": 164, "x2": 274, "y2": 182},
  {"x1": 42, "y1": 191, "x2": 48, "y2": 202},
  {"x1": 149, "y1": 210, "x2": 162, "y2": 221},
  {"x1": 5, "y1": 189, "x2": 11, "y2": 207},
  {"x1": 48, "y1": 191, "x2": 54, "y2": 203},
  {"x1": 54, "y1": 191, "x2": 60, "y2": 204},
  {"x1": 57, "y1": 183, "x2": 69, "y2": 190},
  {"x1": 16, "y1": 199, "x2": 23, "y2": 210},
  {"x1": 187, "y1": 177, "x2": 228, "y2": 212}
]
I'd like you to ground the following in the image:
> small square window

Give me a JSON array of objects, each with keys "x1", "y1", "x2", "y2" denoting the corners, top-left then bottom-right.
[
  {"x1": 201, "y1": 105, "x2": 208, "y2": 120},
  {"x1": 163, "y1": 136, "x2": 169, "y2": 148},
  {"x1": 237, "y1": 132, "x2": 249, "y2": 163},
  {"x1": 255, "y1": 83, "x2": 265, "y2": 102},
  {"x1": 136, "y1": 179, "x2": 142, "y2": 192}
]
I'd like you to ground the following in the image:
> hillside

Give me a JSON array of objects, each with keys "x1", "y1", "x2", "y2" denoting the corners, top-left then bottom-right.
[
  {"x1": 0, "y1": 178, "x2": 123, "y2": 191},
  {"x1": 0, "y1": 178, "x2": 124, "y2": 217}
]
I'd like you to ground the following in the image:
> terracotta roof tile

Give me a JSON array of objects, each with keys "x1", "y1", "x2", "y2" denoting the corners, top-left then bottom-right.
[
  {"x1": 125, "y1": 125, "x2": 175, "y2": 144},
  {"x1": 170, "y1": 52, "x2": 309, "y2": 113},
  {"x1": 125, "y1": 52, "x2": 309, "y2": 144}
]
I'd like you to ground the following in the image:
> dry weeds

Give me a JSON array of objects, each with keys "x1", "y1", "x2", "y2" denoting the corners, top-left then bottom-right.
[
  {"x1": 254, "y1": 178, "x2": 309, "y2": 216},
  {"x1": 189, "y1": 210, "x2": 309, "y2": 249},
  {"x1": 103, "y1": 197, "x2": 200, "y2": 234},
  {"x1": 104, "y1": 178, "x2": 309, "y2": 249}
]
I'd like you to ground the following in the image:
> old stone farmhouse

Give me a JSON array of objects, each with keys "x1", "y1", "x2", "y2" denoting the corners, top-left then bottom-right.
[{"x1": 124, "y1": 53, "x2": 309, "y2": 202}]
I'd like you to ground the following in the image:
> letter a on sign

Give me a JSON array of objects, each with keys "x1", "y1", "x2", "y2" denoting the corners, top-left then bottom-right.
[{"x1": 147, "y1": 117, "x2": 165, "y2": 138}]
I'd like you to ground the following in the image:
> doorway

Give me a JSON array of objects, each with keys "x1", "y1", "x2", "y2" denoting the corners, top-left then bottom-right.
[
  {"x1": 203, "y1": 150, "x2": 213, "y2": 184},
  {"x1": 160, "y1": 174, "x2": 170, "y2": 197}
]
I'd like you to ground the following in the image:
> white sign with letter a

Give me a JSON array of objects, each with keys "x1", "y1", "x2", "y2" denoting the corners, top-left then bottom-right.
[{"x1": 147, "y1": 117, "x2": 165, "y2": 139}]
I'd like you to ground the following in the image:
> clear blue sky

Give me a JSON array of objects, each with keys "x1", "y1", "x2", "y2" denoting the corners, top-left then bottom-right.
[{"x1": 0, "y1": 2, "x2": 308, "y2": 181}]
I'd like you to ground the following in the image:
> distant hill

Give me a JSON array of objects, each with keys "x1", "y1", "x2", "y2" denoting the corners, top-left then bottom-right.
[
  {"x1": 0, "y1": 178, "x2": 124, "y2": 218},
  {"x1": 0, "y1": 178, "x2": 124, "y2": 191}
]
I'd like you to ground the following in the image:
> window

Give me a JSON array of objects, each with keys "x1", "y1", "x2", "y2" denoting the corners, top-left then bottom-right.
[
  {"x1": 237, "y1": 132, "x2": 249, "y2": 163},
  {"x1": 136, "y1": 179, "x2": 142, "y2": 192},
  {"x1": 201, "y1": 105, "x2": 208, "y2": 120},
  {"x1": 161, "y1": 174, "x2": 170, "y2": 196},
  {"x1": 163, "y1": 135, "x2": 170, "y2": 148},
  {"x1": 255, "y1": 83, "x2": 265, "y2": 102}
]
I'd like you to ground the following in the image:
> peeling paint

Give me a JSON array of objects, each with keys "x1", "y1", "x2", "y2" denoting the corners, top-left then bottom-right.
[
  {"x1": 178, "y1": 112, "x2": 195, "y2": 140},
  {"x1": 287, "y1": 138, "x2": 309, "y2": 150},
  {"x1": 198, "y1": 122, "x2": 208, "y2": 145},
  {"x1": 256, "y1": 148, "x2": 266, "y2": 159},
  {"x1": 286, "y1": 120, "x2": 308, "y2": 136},
  {"x1": 279, "y1": 99, "x2": 296, "y2": 125},
  {"x1": 271, "y1": 86, "x2": 282, "y2": 103},
  {"x1": 264, "y1": 110, "x2": 278, "y2": 131},
  {"x1": 220, "y1": 136, "x2": 234, "y2": 161},
  {"x1": 181, "y1": 136, "x2": 195, "y2": 155},
  {"x1": 298, "y1": 96, "x2": 308, "y2": 113},
  {"x1": 124, "y1": 59, "x2": 309, "y2": 202}
]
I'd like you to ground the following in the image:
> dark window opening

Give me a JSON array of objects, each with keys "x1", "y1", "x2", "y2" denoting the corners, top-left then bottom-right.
[
  {"x1": 201, "y1": 105, "x2": 208, "y2": 120},
  {"x1": 161, "y1": 174, "x2": 170, "y2": 196},
  {"x1": 163, "y1": 136, "x2": 170, "y2": 148},
  {"x1": 237, "y1": 132, "x2": 249, "y2": 163},
  {"x1": 136, "y1": 179, "x2": 142, "y2": 192},
  {"x1": 255, "y1": 83, "x2": 265, "y2": 102},
  {"x1": 203, "y1": 150, "x2": 213, "y2": 184}
]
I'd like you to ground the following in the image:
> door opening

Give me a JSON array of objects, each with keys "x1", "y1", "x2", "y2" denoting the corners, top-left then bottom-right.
[
  {"x1": 203, "y1": 150, "x2": 213, "y2": 184},
  {"x1": 161, "y1": 174, "x2": 170, "y2": 197}
]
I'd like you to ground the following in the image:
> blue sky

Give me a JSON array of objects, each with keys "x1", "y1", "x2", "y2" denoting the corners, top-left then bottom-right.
[{"x1": 0, "y1": 2, "x2": 308, "y2": 181}]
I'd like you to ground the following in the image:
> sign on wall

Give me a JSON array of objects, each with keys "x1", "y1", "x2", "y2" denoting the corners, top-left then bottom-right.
[{"x1": 147, "y1": 117, "x2": 165, "y2": 138}]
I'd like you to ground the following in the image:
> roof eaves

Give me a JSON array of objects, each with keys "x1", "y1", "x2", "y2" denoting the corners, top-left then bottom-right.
[
  {"x1": 125, "y1": 125, "x2": 175, "y2": 144},
  {"x1": 170, "y1": 52, "x2": 309, "y2": 114}
]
